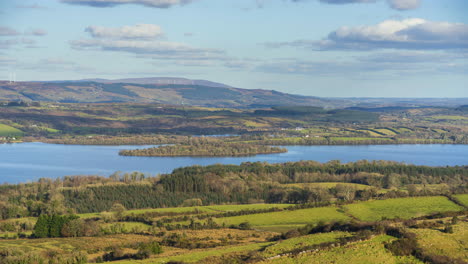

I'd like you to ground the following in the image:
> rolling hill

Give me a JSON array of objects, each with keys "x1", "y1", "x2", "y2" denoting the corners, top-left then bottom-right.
[
  {"x1": 0, "y1": 79, "x2": 343, "y2": 108},
  {"x1": 1, "y1": 78, "x2": 467, "y2": 108}
]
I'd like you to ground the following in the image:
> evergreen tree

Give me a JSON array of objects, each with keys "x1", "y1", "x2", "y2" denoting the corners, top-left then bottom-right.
[{"x1": 33, "y1": 215, "x2": 50, "y2": 238}]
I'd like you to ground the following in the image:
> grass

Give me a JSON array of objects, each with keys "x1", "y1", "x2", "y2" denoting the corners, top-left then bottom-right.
[
  {"x1": 344, "y1": 196, "x2": 463, "y2": 221},
  {"x1": 375, "y1": 128, "x2": 397, "y2": 136},
  {"x1": 260, "y1": 235, "x2": 423, "y2": 264},
  {"x1": 78, "y1": 204, "x2": 292, "y2": 219},
  {"x1": 114, "y1": 242, "x2": 272, "y2": 263},
  {"x1": 204, "y1": 204, "x2": 292, "y2": 212},
  {"x1": 213, "y1": 207, "x2": 349, "y2": 230},
  {"x1": 283, "y1": 182, "x2": 372, "y2": 190},
  {"x1": 0, "y1": 234, "x2": 153, "y2": 253},
  {"x1": 261, "y1": 231, "x2": 352, "y2": 258},
  {"x1": 255, "y1": 224, "x2": 307, "y2": 233},
  {"x1": 356, "y1": 129, "x2": 383, "y2": 137},
  {"x1": 430, "y1": 115, "x2": 468, "y2": 120},
  {"x1": 453, "y1": 194, "x2": 468, "y2": 207},
  {"x1": 101, "y1": 221, "x2": 151, "y2": 231},
  {"x1": 0, "y1": 124, "x2": 23, "y2": 137},
  {"x1": 412, "y1": 221, "x2": 468, "y2": 261},
  {"x1": 330, "y1": 137, "x2": 393, "y2": 142}
]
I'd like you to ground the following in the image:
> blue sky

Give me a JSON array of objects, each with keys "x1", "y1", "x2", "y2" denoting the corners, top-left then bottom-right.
[{"x1": 0, "y1": 0, "x2": 467, "y2": 97}]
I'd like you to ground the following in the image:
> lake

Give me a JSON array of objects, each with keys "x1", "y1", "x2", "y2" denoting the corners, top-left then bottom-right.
[{"x1": 0, "y1": 143, "x2": 467, "y2": 183}]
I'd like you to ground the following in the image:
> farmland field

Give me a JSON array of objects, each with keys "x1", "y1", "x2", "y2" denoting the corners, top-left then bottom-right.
[
  {"x1": 260, "y1": 235, "x2": 423, "y2": 264},
  {"x1": 0, "y1": 234, "x2": 154, "y2": 253},
  {"x1": 454, "y1": 194, "x2": 468, "y2": 207},
  {"x1": 0, "y1": 123, "x2": 23, "y2": 137},
  {"x1": 78, "y1": 203, "x2": 292, "y2": 219},
  {"x1": 344, "y1": 196, "x2": 463, "y2": 221},
  {"x1": 213, "y1": 207, "x2": 349, "y2": 231},
  {"x1": 261, "y1": 231, "x2": 352, "y2": 258},
  {"x1": 283, "y1": 182, "x2": 372, "y2": 190},
  {"x1": 412, "y1": 221, "x2": 468, "y2": 261},
  {"x1": 114, "y1": 242, "x2": 272, "y2": 263}
]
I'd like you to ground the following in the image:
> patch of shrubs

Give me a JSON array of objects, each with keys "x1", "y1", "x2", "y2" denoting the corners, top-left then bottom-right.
[{"x1": 102, "y1": 241, "x2": 163, "y2": 261}]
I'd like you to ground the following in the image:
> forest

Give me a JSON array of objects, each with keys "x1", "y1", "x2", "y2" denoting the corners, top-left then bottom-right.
[
  {"x1": 119, "y1": 138, "x2": 287, "y2": 157},
  {"x1": 1, "y1": 160, "x2": 466, "y2": 218},
  {"x1": 0, "y1": 160, "x2": 466, "y2": 263}
]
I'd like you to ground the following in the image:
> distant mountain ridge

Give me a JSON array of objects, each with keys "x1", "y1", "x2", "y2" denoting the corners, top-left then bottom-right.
[
  {"x1": 0, "y1": 78, "x2": 341, "y2": 108},
  {"x1": 77, "y1": 77, "x2": 233, "y2": 88},
  {"x1": 1, "y1": 77, "x2": 467, "y2": 108}
]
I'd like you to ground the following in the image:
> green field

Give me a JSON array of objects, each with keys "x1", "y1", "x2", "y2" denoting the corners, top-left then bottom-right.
[
  {"x1": 430, "y1": 115, "x2": 468, "y2": 120},
  {"x1": 78, "y1": 203, "x2": 292, "y2": 219},
  {"x1": 261, "y1": 231, "x2": 351, "y2": 258},
  {"x1": 0, "y1": 234, "x2": 153, "y2": 253},
  {"x1": 454, "y1": 194, "x2": 468, "y2": 207},
  {"x1": 412, "y1": 221, "x2": 468, "y2": 261},
  {"x1": 344, "y1": 196, "x2": 463, "y2": 221},
  {"x1": 0, "y1": 124, "x2": 23, "y2": 137},
  {"x1": 204, "y1": 204, "x2": 292, "y2": 212},
  {"x1": 330, "y1": 137, "x2": 393, "y2": 142},
  {"x1": 214, "y1": 207, "x2": 349, "y2": 231},
  {"x1": 260, "y1": 235, "x2": 423, "y2": 264},
  {"x1": 375, "y1": 128, "x2": 397, "y2": 136},
  {"x1": 114, "y1": 242, "x2": 272, "y2": 263},
  {"x1": 283, "y1": 182, "x2": 372, "y2": 190}
]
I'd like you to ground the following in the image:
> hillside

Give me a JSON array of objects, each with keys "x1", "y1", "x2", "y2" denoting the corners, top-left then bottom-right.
[{"x1": 0, "y1": 80, "x2": 342, "y2": 108}]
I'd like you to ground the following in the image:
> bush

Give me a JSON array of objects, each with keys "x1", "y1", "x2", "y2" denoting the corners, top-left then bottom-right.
[
  {"x1": 237, "y1": 222, "x2": 251, "y2": 230},
  {"x1": 443, "y1": 225, "x2": 454, "y2": 234}
]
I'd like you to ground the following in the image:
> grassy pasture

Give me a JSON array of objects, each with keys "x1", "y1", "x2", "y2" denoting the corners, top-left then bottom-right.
[
  {"x1": 412, "y1": 221, "x2": 468, "y2": 261},
  {"x1": 204, "y1": 204, "x2": 292, "y2": 212},
  {"x1": 213, "y1": 207, "x2": 349, "y2": 231},
  {"x1": 344, "y1": 196, "x2": 463, "y2": 221},
  {"x1": 356, "y1": 129, "x2": 383, "y2": 137},
  {"x1": 260, "y1": 235, "x2": 423, "y2": 264},
  {"x1": 0, "y1": 124, "x2": 23, "y2": 137},
  {"x1": 114, "y1": 242, "x2": 272, "y2": 263},
  {"x1": 261, "y1": 231, "x2": 352, "y2": 258},
  {"x1": 78, "y1": 203, "x2": 292, "y2": 219},
  {"x1": 330, "y1": 137, "x2": 393, "y2": 142},
  {"x1": 453, "y1": 194, "x2": 468, "y2": 207},
  {"x1": 375, "y1": 128, "x2": 397, "y2": 136},
  {"x1": 0, "y1": 234, "x2": 153, "y2": 253},
  {"x1": 430, "y1": 115, "x2": 468, "y2": 120},
  {"x1": 283, "y1": 182, "x2": 372, "y2": 190}
]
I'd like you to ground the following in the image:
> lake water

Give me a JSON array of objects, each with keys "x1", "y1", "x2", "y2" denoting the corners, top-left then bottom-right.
[{"x1": 0, "y1": 143, "x2": 467, "y2": 183}]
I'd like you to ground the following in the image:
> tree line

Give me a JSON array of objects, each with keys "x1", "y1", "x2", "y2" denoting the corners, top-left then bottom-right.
[{"x1": 119, "y1": 137, "x2": 287, "y2": 157}]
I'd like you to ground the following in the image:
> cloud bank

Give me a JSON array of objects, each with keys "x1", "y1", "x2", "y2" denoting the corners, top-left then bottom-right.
[
  {"x1": 387, "y1": 0, "x2": 420, "y2": 10},
  {"x1": 61, "y1": 0, "x2": 195, "y2": 8},
  {"x1": 266, "y1": 18, "x2": 468, "y2": 51},
  {"x1": 71, "y1": 24, "x2": 225, "y2": 63},
  {"x1": 85, "y1": 24, "x2": 163, "y2": 39},
  {"x1": 0, "y1": 27, "x2": 20, "y2": 36}
]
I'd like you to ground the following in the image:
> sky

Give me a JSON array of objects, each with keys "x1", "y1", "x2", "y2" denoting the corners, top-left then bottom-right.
[{"x1": 0, "y1": 0, "x2": 467, "y2": 97}]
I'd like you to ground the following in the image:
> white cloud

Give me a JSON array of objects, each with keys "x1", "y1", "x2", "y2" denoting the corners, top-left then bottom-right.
[
  {"x1": 71, "y1": 24, "x2": 227, "y2": 64},
  {"x1": 71, "y1": 38, "x2": 220, "y2": 55},
  {"x1": 387, "y1": 0, "x2": 420, "y2": 10},
  {"x1": 85, "y1": 24, "x2": 163, "y2": 39},
  {"x1": 266, "y1": 19, "x2": 468, "y2": 50},
  {"x1": 257, "y1": 51, "x2": 468, "y2": 76},
  {"x1": 258, "y1": 0, "x2": 421, "y2": 10},
  {"x1": 61, "y1": 0, "x2": 195, "y2": 8},
  {"x1": 0, "y1": 27, "x2": 20, "y2": 36},
  {"x1": 16, "y1": 3, "x2": 47, "y2": 9},
  {"x1": 17, "y1": 57, "x2": 96, "y2": 73},
  {"x1": 26, "y1": 29, "x2": 48, "y2": 36},
  {"x1": 318, "y1": 0, "x2": 376, "y2": 4}
]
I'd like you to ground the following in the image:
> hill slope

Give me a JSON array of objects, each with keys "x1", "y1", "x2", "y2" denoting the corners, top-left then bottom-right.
[{"x1": 0, "y1": 80, "x2": 342, "y2": 108}]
